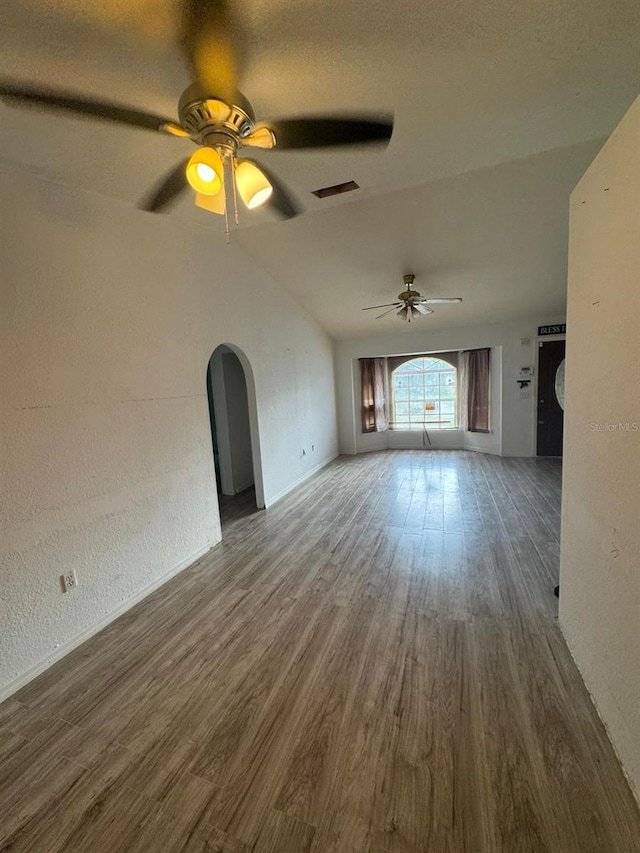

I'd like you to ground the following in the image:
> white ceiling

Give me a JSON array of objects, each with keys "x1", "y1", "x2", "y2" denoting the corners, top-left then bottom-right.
[{"x1": 1, "y1": 0, "x2": 639, "y2": 337}]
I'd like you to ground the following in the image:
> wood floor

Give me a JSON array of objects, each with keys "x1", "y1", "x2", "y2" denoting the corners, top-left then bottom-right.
[{"x1": 1, "y1": 451, "x2": 639, "y2": 852}]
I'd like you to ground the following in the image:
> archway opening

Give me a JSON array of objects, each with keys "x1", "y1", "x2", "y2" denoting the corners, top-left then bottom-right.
[{"x1": 206, "y1": 344, "x2": 265, "y2": 532}]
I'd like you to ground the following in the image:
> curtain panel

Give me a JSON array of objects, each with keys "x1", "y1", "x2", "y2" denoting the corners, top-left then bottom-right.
[
  {"x1": 360, "y1": 358, "x2": 388, "y2": 433},
  {"x1": 459, "y1": 348, "x2": 490, "y2": 432}
]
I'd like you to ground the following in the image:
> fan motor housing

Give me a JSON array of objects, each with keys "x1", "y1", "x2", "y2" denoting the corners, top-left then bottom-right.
[
  {"x1": 178, "y1": 84, "x2": 255, "y2": 145},
  {"x1": 400, "y1": 274, "x2": 419, "y2": 301}
]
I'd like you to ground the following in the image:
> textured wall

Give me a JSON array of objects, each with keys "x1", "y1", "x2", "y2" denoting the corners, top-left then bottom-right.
[
  {"x1": 0, "y1": 165, "x2": 338, "y2": 697},
  {"x1": 560, "y1": 97, "x2": 640, "y2": 796}
]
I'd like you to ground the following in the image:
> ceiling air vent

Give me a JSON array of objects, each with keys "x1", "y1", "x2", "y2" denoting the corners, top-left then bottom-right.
[{"x1": 311, "y1": 180, "x2": 360, "y2": 199}]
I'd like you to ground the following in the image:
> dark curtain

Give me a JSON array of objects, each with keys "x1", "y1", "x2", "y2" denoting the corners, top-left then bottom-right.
[
  {"x1": 460, "y1": 348, "x2": 490, "y2": 432},
  {"x1": 360, "y1": 358, "x2": 388, "y2": 433}
]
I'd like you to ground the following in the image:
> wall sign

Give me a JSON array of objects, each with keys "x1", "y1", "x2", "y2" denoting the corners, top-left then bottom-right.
[
  {"x1": 538, "y1": 324, "x2": 566, "y2": 336},
  {"x1": 518, "y1": 366, "x2": 534, "y2": 389}
]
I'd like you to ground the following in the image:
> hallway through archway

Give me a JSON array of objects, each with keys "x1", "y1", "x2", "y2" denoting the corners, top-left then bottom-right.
[{"x1": 206, "y1": 344, "x2": 265, "y2": 532}]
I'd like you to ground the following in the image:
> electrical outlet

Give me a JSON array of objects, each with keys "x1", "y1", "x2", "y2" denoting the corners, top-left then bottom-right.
[{"x1": 61, "y1": 570, "x2": 78, "y2": 593}]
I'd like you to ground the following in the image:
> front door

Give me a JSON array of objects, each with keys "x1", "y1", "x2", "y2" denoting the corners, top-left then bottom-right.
[{"x1": 537, "y1": 339, "x2": 566, "y2": 456}]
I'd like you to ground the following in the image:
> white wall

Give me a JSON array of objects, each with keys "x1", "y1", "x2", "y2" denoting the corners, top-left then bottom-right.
[
  {"x1": 560, "y1": 97, "x2": 640, "y2": 796},
  {"x1": 0, "y1": 164, "x2": 338, "y2": 699},
  {"x1": 336, "y1": 316, "x2": 565, "y2": 457}
]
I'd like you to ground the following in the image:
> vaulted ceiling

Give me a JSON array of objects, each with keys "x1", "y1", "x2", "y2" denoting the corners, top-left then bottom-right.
[{"x1": 2, "y1": 0, "x2": 639, "y2": 337}]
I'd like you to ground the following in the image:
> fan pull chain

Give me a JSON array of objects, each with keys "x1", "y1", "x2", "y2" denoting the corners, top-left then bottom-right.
[
  {"x1": 223, "y1": 199, "x2": 231, "y2": 243},
  {"x1": 231, "y1": 159, "x2": 240, "y2": 226},
  {"x1": 223, "y1": 153, "x2": 232, "y2": 243}
]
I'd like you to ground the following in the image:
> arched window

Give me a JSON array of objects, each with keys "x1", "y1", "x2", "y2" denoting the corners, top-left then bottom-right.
[{"x1": 391, "y1": 356, "x2": 457, "y2": 430}]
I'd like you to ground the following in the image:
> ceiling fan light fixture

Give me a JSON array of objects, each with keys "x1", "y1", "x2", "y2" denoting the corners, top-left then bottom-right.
[
  {"x1": 186, "y1": 147, "x2": 224, "y2": 196},
  {"x1": 235, "y1": 160, "x2": 273, "y2": 209},
  {"x1": 194, "y1": 190, "x2": 226, "y2": 215}
]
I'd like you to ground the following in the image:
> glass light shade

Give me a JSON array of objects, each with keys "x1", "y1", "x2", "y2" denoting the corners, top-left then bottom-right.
[
  {"x1": 196, "y1": 163, "x2": 216, "y2": 182},
  {"x1": 186, "y1": 147, "x2": 223, "y2": 196},
  {"x1": 195, "y1": 191, "x2": 226, "y2": 216},
  {"x1": 235, "y1": 160, "x2": 273, "y2": 209}
]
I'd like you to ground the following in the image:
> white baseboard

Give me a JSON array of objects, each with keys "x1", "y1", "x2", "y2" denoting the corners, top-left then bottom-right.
[
  {"x1": 265, "y1": 453, "x2": 339, "y2": 508},
  {"x1": 464, "y1": 445, "x2": 501, "y2": 455},
  {"x1": 387, "y1": 444, "x2": 465, "y2": 451},
  {"x1": 559, "y1": 624, "x2": 640, "y2": 807},
  {"x1": 0, "y1": 543, "x2": 213, "y2": 704},
  {"x1": 352, "y1": 444, "x2": 502, "y2": 456}
]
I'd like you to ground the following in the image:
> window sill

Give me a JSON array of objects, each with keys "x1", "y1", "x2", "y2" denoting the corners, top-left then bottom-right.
[{"x1": 389, "y1": 427, "x2": 459, "y2": 432}]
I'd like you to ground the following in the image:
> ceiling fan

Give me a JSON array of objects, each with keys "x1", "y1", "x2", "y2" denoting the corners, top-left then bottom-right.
[
  {"x1": 363, "y1": 274, "x2": 463, "y2": 322},
  {"x1": 0, "y1": 1, "x2": 393, "y2": 227}
]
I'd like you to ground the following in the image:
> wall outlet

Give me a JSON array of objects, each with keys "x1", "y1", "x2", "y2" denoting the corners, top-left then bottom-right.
[{"x1": 61, "y1": 570, "x2": 78, "y2": 593}]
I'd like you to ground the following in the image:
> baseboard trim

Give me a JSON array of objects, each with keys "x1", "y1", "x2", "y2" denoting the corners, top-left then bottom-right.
[
  {"x1": 463, "y1": 445, "x2": 501, "y2": 455},
  {"x1": 387, "y1": 445, "x2": 466, "y2": 452},
  {"x1": 559, "y1": 623, "x2": 640, "y2": 807},
  {"x1": 265, "y1": 453, "x2": 339, "y2": 508},
  {"x1": 0, "y1": 542, "x2": 214, "y2": 703},
  {"x1": 355, "y1": 445, "x2": 502, "y2": 456}
]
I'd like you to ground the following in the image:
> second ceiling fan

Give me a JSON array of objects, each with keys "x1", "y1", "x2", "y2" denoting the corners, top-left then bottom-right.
[
  {"x1": 0, "y1": 0, "x2": 394, "y2": 224},
  {"x1": 363, "y1": 274, "x2": 463, "y2": 322}
]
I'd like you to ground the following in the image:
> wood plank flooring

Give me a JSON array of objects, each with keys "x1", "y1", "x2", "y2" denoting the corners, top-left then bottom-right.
[{"x1": 1, "y1": 451, "x2": 639, "y2": 852}]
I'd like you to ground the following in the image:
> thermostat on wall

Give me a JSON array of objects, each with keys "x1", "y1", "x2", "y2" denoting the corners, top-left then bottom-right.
[{"x1": 519, "y1": 366, "x2": 534, "y2": 379}]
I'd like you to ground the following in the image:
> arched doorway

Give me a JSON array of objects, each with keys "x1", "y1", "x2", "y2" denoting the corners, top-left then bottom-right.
[{"x1": 206, "y1": 344, "x2": 265, "y2": 530}]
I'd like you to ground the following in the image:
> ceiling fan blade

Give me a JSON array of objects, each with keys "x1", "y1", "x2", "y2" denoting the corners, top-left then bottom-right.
[
  {"x1": 242, "y1": 125, "x2": 276, "y2": 150},
  {"x1": 139, "y1": 158, "x2": 190, "y2": 213},
  {"x1": 240, "y1": 158, "x2": 301, "y2": 219},
  {"x1": 0, "y1": 84, "x2": 184, "y2": 135},
  {"x1": 262, "y1": 116, "x2": 393, "y2": 150},
  {"x1": 413, "y1": 304, "x2": 434, "y2": 315},
  {"x1": 420, "y1": 297, "x2": 463, "y2": 304},
  {"x1": 375, "y1": 306, "x2": 400, "y2": 319},
  {"x1": 362, "y1": 302, "x2": 401, "y2": 311},
  {"x1": 181, "y1": 0, "x2": 240, "y2": 103}
]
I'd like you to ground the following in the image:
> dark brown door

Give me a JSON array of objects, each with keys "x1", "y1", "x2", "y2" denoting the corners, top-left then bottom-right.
[{"x1": 537, "y1": 339, "x2": 566, "y2": 456}]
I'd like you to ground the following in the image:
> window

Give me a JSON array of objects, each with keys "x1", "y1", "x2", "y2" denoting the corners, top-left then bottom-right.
[{"x1": 391, "y1": 357, "x2": 457, "y2": 430}]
